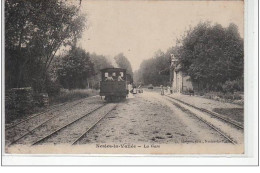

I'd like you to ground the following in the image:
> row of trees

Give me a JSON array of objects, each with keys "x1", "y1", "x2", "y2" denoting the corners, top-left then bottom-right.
[
  {"x1": 135, "y1": 22, "x2": 244, "y2": 93},
  {"x1": 54, "y1": 50, "x2": 133, "y2": 90},
  {"x1": 5, "y1": 0, "x2": 134, "y2": 96},
  {"x1": 134, "y1": 50, "x2": 171, "y2": 86}
]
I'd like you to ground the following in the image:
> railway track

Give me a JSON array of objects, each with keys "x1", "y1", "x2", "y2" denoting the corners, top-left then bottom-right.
[
  {"x1": 165, "y1": 95, "x2": 243, "y2": 130},
  {"x1": 7, "y1": 97, "x2": 99, "y2": 146},
  {"x1": 7, "y1": 100, "x2": 85, "y2": 146},
  {"x1": 165, "y1": 95, "x2": 239, "y2": 144},
  {"x1": 6, "y1": 102, "x2": 67, "y2": 130},
  {"x1": 5, "y1": 96, "x2": 96, "y2": 130},
  {"x1": 71, "y1": 104, "x2": 118, "y2": 145},
  {"x1": 31, "y1": 103, "x2": 117, "y2": 146}
]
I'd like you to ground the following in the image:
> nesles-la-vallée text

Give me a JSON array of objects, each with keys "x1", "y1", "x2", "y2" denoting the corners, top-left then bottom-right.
[{"x1": 96, "y1": 143, "x2": 160, "y2": 149}]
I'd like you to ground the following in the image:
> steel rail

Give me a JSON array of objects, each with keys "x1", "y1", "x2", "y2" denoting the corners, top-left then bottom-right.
[
  {"x1": 31, "y1": 104, "x2": 107, "y2": 146},
  {"x1": 72, "y1": 104, "x2": 118, "y2": 145},
  {"x1": 165, "y1": 96, "x2": 237, "y2": 145},
  {"x1": 6, "y1": 102, "x2": 67, "y2": 130},
  {"x1": 5, "y1": 97, "x2": 92, "y2": 130},
  {"x1": 165, "y1": 95, "x2": 243, "y2": 129},
  {"x1": 8, "y1": 100, "x2": 87, "y2": 146}
]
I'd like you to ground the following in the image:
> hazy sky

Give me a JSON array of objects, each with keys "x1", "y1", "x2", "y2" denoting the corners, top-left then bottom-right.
[{"x1": 77, "y1": 0, "x2": 244, "y2": 71}]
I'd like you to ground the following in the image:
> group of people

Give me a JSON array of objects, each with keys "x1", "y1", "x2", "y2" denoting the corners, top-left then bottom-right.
[
  {"x1": 160, "y1": 85, "x2": 172, "y2": 96},
  {"x1": 105, "y1": 73, "x2": 124, "y2": 81}
]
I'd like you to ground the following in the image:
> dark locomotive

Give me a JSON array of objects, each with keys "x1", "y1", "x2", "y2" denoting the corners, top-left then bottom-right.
[{"x1": 100, "y1": 68, "x2": 132, "y2": 102}]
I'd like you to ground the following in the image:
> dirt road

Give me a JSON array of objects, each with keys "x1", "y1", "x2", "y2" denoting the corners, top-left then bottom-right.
[{"x1": 78, "y1": 92, "x2": 230, "y2": 144}]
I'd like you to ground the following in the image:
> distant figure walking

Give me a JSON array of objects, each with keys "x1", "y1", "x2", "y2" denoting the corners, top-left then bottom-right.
[
  {"x1": 160, "y1": 85, "x2": 164, "y2": 96},
  {"x1": 133, "y1": 86, "x2": 137, "y2": 94},
  {"x1": 167, "y1": 86, "x2": 170, "y2": 94}
]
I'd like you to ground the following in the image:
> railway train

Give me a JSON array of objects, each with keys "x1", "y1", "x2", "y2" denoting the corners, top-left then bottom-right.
[{"x1": 100, "y1": 68, "x2": 132, "y2": 102}]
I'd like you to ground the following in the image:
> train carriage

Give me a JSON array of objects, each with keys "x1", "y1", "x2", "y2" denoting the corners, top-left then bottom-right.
[{"x1": 100, "y1": 68, "x2": 130, "y2": 101}]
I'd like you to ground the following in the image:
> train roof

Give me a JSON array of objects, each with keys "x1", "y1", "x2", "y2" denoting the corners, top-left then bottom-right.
[{"x1": 100, "y1": 68, "x2": 126, "y2": 72}]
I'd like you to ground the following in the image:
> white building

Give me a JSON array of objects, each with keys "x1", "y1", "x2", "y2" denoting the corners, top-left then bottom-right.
[{"x1": 170, "y1": 54, "x2": 195, "y2": 93}]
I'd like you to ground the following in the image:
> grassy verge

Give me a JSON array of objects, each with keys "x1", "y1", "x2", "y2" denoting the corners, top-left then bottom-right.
[
  {"x1": 49, "y1": 89, "x2": 99, "y2": 104},
  {"x1": 213, "y1": 108, "x2": 244, "y2": 124},
  {"x1": 199, "y1": 91, "x2": 244, "y2": 105}
]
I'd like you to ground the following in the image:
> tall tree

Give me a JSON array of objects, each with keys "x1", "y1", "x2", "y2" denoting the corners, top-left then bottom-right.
[
  {"x1": 174, "y1": 22, "x2": 243, "y2": 90},
  {"x1": 57, "y1": 48, "x2": 94, "y2": 89},
  {"x1": 88, "y1": 53, "x2": 113, "y2": 89},
  {"x1": 5, "y1": 0, "x2": 86, "y2": 91},
  {"x1": 114, "y1": 53, "x2": 133, "y2": 76},
  {"x1": 137, "y1": 50, "x2": 170, "y2": 86},
  {"x1": 90, "y1": 53, "x2": 114, "y2": 74}
]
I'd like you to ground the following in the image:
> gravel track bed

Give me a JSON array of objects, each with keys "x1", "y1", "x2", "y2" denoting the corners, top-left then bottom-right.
[
  {"x1": 6, "y1": 96, "x2": 99, "y2": 129},
  {"x1": 6, "y1": 98, "x2": 85, "y2": 145},
  {"x1": 10, "y1": 97, "x2": 104, "y2": 145},
  {"x1": 79, "y1": 93, "x2": 228, "y2": 144},
  {"x1": 164, "y1": 96, "x2": 244, "y2": 144},
  {"x1": 42, "y1": 103, "x2": 117, "y2": 145},
  {"x1": 5, "y1": 102, "x2": 66, "y2": 128}
]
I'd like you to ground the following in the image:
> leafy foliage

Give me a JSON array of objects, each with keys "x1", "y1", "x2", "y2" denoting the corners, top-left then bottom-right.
[
  {"x1": 5, "y1": 0, "x2": 86, "y2": 91},
  {"x1": 222, "y1": 79, "x2": 244, "y2": 93},
  {"x1": 90, "y1": 53, "x2": 114, "y2": 74},
  {"x1": 134, "y1": 50, "x2": 170, "y2": 86},
  {"x1": 136, "y1": 22, "x2": 243, "y2": 91},
  {"x1": 57, "y1": 48, "x2": 94, "y2": 89},
  {"x1": 114, "y1": 53, "x2": 133, "y2": 76},
  {"x1": 174, "y1": 22, "x2": 244, "y2": 91},
  {"x1": 88, "y1": 53, "x2": 114, "y2": 89}
]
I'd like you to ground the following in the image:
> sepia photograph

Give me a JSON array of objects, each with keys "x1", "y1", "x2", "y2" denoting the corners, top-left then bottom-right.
[{"x1": 1, "y1": 0, "x2": 258, "y2": 166}]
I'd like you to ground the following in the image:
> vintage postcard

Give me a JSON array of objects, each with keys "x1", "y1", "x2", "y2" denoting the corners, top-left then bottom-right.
[{"x1": 1, "y1": 0, "x2": 258, "y2": 166}]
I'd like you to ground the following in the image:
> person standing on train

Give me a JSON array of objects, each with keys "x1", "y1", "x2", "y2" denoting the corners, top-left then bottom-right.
[
  {"x1": 118, "y1": 75, "x2": 124, "y2": 81},
  {"x1": 112, "y1": 72, "x2": 117, "y2": 80},
  {"x1": 105, "y1": 75, "x2": 114, "y2": 81}
]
